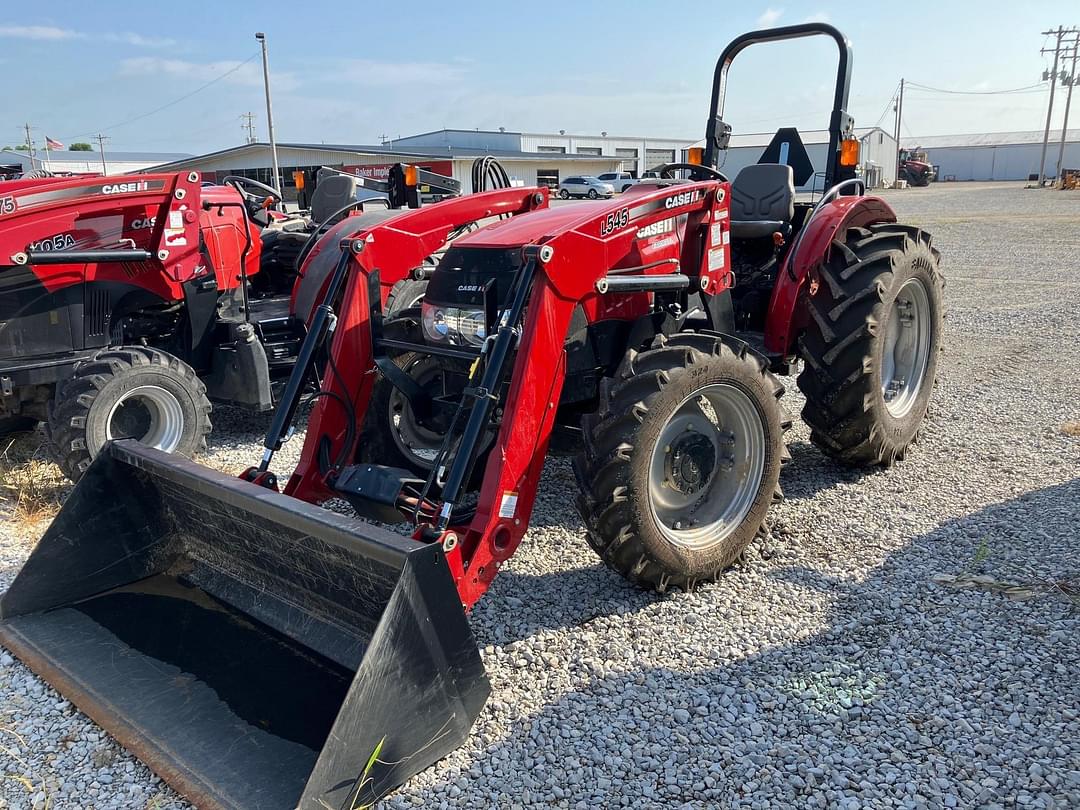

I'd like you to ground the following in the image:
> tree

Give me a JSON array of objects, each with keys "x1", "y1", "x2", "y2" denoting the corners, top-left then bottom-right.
[{"x1": 69, "y1": 142, "x2": 93, "y2": 151}]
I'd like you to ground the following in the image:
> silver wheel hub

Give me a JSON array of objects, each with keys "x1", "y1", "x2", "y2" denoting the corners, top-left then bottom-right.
[
  {"x1": 105, "y1": 385, "x2": 185, "y2": 452},
  {"x1": 882, "y1": 276, "x2": 933, "y2": 417},
  {"x1": 648, "y1": 383, "x2": 766, "y2": 550}
]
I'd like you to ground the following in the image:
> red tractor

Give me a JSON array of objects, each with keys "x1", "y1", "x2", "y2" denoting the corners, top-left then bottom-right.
[
  {"x1": 899, "y1": 147, "x2": 935, "y2": 186},
  {"x1": 0, "y1": 23, "x2": 944, "y2": 810},
  {"x1": 0, "y1": 165, "x2": 466, "y2": 479}
]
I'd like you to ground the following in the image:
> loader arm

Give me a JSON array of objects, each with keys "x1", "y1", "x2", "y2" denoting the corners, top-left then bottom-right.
[{"x1": 283, "y1": 187, "x2": 552, "y2": 497}]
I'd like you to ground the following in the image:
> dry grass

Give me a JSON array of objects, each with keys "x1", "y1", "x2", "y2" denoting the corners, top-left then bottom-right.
[
  {"x1": 1061, "y1": 421, "x2": 1080, "y2": 438},
  {"x1": 0, "y1": 431, "x2": 68, "y2": 528}
]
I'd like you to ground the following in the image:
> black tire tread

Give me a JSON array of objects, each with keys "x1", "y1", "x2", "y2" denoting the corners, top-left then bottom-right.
[
  {"x1": 796, "y1": 223, "x2": 943, "y2": 466},
  {"x1": 575, "y1": 331, "x2": 788, "y2": 593},
  {"x1": 46, "y1": 346, "x2": 211, "y2": 481}
]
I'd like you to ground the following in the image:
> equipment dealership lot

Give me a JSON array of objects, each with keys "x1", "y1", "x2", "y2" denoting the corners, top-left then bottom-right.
[{"x1": 1, "y1": 181, "x2": 1078, "y2": 807}]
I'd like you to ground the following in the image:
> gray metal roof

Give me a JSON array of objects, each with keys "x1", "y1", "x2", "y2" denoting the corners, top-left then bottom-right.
[
  {"x1": 901, "y1": 130, "x2": 1080, "y2": 149},
  {"x1": 148, "y1": 142, "x2": 621, "y2": 170},
  {"x1": 691, "y1": 126, "x2": 892, "y2": 149}
]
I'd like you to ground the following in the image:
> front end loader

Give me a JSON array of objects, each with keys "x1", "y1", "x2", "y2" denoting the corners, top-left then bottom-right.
[{"x1": 0, "y1": 22, "x2": 943, "y2": 809}]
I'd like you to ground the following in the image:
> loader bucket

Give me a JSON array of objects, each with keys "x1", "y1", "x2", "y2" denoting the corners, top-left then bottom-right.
[{"x1": 0, "y1": 440, "x2": 488, "y2": 810}]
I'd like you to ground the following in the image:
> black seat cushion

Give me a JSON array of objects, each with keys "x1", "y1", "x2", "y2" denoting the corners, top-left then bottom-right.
[{"x1": 729, "y1": 164, "x2": 795, "y2": 239}]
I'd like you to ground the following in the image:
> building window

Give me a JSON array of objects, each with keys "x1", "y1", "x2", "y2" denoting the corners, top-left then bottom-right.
[
  {"x1": 576, "y1": 146, "x2": 602, "y2": 156},
  {"x1": 536, "y1": 169, "x2": 560, "y2": 189},
  {"x1": 879, "y1": 132, "x2": 884, "y2": 144},
  {"x1": 645, "y1": 148, "x2": 676, "y2": 170},
  {"x1": 537, "y1": 145, "x2": 567, "y2": 154},
  {"x1": 615, "y1": 148, "x2": 638, "y2": 159}
]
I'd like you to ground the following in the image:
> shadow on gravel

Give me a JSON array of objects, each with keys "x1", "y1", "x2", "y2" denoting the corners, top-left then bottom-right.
[
  {"x1": 781, "y1": 440, "x2": 877, "y2": 502},
  {"x1": 447, "y1": 480, "x2": 1079, "y2": 807}
]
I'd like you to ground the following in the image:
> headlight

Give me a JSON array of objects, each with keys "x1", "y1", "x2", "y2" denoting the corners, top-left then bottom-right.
[{"x1": 422, "y1": 302, "x2": 487, "y2": 347}]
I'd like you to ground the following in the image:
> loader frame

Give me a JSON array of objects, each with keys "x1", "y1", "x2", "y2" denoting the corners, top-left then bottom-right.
[{"x1": 265, "y1": 180, "x2": 742, "y2": 606}]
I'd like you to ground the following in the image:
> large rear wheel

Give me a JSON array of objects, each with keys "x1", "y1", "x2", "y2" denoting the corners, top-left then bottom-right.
[
  {"x1": 47, "y1": 347, "x2": 211, "y2": 481},
  {"x1": 797, "y1": 223, "x2": 944, "y2": 466},
  {"x1": 575, "y1": 332, "x2": 788, "y2": 592}
]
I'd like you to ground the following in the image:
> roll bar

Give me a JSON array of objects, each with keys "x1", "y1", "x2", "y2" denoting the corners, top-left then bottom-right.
[{"x1": 703, "y1": 23, "x2": 855, "y2": 189}]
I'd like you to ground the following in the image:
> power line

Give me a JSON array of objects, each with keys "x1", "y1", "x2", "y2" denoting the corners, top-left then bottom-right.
[
  {"x1": 906, "y1": 80, "x2": 1049, "y2": 95},
  {"x1": 61, "y1": 53, "x2": 259, "y2": 142},
  {"x1": 873, "y1": 81, "x2": 902, "y2": 129}
]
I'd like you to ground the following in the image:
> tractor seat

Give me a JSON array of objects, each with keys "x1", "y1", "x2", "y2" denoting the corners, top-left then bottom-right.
[
  {"x1": 309, "y1": 173, "x2": 361, "y2": 225},
  {"x1": 729, "y1": 164, "x2": 795, "y2": 240}
]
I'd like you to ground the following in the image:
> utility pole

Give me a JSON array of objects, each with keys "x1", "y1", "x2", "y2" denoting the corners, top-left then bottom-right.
[
  {"x1": 241, "y1": 112, "x2": 257, "y2": 144},
  {"x1": 23, "y1": 122, "x2": 36, "y2": 169},
  {"x1": 255, "y1": 32, "x2": 281, "y2": 195},
  {"x1": 95, "y1": 134, "x2": 109, "y2": 174},
  {"x1": 893, "y1": 78, "x2": 905, "y2": 187},
  {"x1": 1038, "y1": 26, "x2": 1078, "y2": 184},
  {"x1": 1054, "y1": 37, "x2": 1079, "y2": 182}
]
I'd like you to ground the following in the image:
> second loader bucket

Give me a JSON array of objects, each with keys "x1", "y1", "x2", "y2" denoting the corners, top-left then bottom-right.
[{"x1": 0, "y1": 440, "x2": 488, "y2": 810}]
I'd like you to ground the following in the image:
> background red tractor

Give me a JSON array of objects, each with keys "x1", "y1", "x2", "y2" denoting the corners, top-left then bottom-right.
[
  {"x1": 0, "y1": 22, "x2": 945, "y2": 810},
  {"x1": 0, "y1": 164, "x2": 470, "y2": 479},
  {"x1": 899, "y1": 147, "x2": 935, "y2": 186}
]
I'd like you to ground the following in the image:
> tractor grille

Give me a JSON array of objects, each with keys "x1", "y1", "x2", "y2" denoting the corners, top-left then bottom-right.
[{"x1": 87, "y1": 289, "x2": 111, "y2": 337}]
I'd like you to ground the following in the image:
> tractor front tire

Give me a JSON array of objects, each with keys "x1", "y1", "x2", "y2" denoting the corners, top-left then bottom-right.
[
  {"x1": 385, "y1": 278, "x2": 429, "y2": 317},
  {"x1": 575, "y1": 332, "x2": 788, "y2": 593},
  {"x1": 797, "y1": 223, "x2": 943, "y2": 467},
  {"x1": 47, "y1": 347, "x2": 212, "y2": 481}
]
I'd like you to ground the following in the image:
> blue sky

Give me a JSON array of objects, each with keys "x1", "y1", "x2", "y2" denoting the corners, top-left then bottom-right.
[{"x1": 2, "y1": 0, "x2": 1077, "y2": 154}]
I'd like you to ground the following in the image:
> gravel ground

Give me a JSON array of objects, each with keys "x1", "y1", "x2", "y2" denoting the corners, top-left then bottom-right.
[{"x1": 1, "y1": 181, "x2": 1078, "y2": 809}]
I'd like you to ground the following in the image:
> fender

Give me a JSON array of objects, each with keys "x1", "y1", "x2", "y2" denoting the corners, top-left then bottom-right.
[{"x1": 764, "y1": 195, "x2": 896, "y2": 356}]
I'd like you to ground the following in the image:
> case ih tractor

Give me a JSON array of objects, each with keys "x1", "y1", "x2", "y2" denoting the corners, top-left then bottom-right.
[
  {"x1": 899, "y1": 147, "x2": 935, "y2": 186},
  {"x1": 0, "y1": 23, "x2": 943, "y2": 810},
  {"x1": 0, "y1": 165, "x2": 464, "y2": 480}
]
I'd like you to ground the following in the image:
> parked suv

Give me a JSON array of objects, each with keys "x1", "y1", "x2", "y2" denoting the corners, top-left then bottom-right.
[
  {"x1": 596, "y1": 171, "x2": 638, "y2": 192},
  {"x1": 558, "y1": 176, "x2": 615, "y2": 199}
]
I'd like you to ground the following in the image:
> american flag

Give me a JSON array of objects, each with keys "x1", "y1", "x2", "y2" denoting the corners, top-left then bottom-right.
[{"x1": 45, "y1": 136, "x2": 64, "y2": 151}]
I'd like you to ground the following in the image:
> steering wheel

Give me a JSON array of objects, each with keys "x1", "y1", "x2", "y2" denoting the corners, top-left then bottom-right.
[
  {"x1": 655, "y1": 163, "x2": 730, "y2": 182},
  {"x1": 222, "y1": 175, "x2": 283, "y2": 210}
]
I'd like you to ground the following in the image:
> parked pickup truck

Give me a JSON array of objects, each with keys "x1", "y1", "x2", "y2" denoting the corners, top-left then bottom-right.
[{"x1": 596, "y1": 171, "x2": 639, "y2": 192}]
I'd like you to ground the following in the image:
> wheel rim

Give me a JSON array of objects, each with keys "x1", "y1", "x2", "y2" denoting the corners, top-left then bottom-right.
[
  {"x1": 881, "y1": 276, "x2": 933, "y2": 417},
  {"x1": 647, "y1": 383, "x2": 766, "y2": 550},
  {"x1": 105, "y1": 385, "x2": 185, "y2": 452}
]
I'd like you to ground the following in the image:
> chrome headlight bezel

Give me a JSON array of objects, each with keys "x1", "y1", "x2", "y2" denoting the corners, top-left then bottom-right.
[{"x1": 421, "y1": 302, "x2": 487, "y2": 347}]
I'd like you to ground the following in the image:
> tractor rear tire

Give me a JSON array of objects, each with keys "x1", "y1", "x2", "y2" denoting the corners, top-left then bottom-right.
[
  {"x1": 47, "y1": 347, "x2": 212, "y2": 482},
  {"x1": 574, "y1": 332, "x2": 788, "y2": 593},
  {"x1": 797, "y1": 223, "x2": 943, "y2": 467}
]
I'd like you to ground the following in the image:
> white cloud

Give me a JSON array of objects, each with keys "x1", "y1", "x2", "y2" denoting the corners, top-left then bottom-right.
[
  {"x1": 105, "y1": 32, "x2": 177, "y2": 47},
  {"x1": 756, "y1": 8, "x2": 784, "y2": 27},
  {"x1": 334, "y1": 58, "x2": 469, "y2": 87},
  {"x1": 0, "y1": 25, "x2": 81, "y2": 40},
  {"x1": 0, "y1": 25, "x2": 174, "y2": 46}
]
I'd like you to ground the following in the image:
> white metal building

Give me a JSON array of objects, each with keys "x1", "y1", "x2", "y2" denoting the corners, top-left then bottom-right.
[
  {"x1": 900, "y1": 130, "x2": 1080, "y2": 182},
  {"x1": 0, "y1": 149, "x2": 192, "y2": 177},
  {"x1": 690, "y1": 127, "x2": 898, "y2": 190},
  {"x1": 388, "y1": 129, "x2": 699, "y2": 179},
  {"x1": 148, "y1": 142, "x2": 626, "y2": 201}
]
